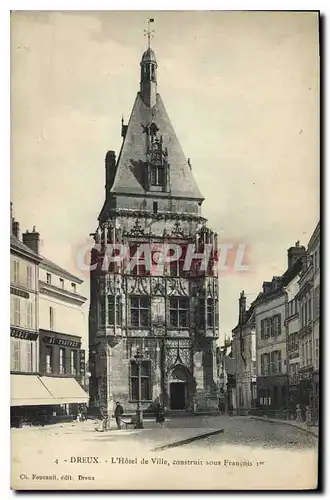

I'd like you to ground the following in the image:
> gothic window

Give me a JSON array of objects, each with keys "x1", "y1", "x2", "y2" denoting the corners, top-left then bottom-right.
[
  {"x1": 169, "y1": 297, "x2": 189, "y2": 327},
  {"x1": 207, "y1": 298, "x2": 214, "y2": 327},
  {"x1": 129, "y1": 245, "x2": 149, "y2": 276},
  {"x1": 169, "y1": 246, "x2": 186, "y2": 277},
  {"x1": 107, "y1": 296, "x2": 121, "y2": 325},
  {"x1": 130, "y1": 360, "x2": 152, "y2": 401},
  {"x1": 130, "y1": 296, "x2": 150, "y2": 327}
]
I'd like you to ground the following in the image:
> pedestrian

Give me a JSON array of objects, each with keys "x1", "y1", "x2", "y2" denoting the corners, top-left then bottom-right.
[
  {"x1": 218, "y1": 400, "x2": 225, "y2": 416},
  {"x1": 114, "y1": 401, "x2": 124, "y2": 430},
  {"x1": 95, "y1": 406, "x2": 108, "y2": 432},
  {"x1": 155, "y1": 403, "x2": 165, "y2": 428}
]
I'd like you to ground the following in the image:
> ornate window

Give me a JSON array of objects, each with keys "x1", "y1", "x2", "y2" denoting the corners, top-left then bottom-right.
[
  {"x1": 169, "y1": 297, "x2": 189, "y2": 327},
  {"x1": 145, "y1": 125, "x2": 168, "y2": 190},
  {"x1": 129, "y1": 245, "x2": 149, "y2": 276},
  {"x1": 130, "y1": 296, "x2": 150, "y2": 327},
  {"x1": 151, "y1": 165, "x2": 165, "y2": 186},
  {"x1": 107, "y1": 296, "x2": 121, "y2": 325},
  {"x1": 207, "y1": 298, "x2": 214, "y2": 327},
  {"x1": 130, "y1": 360, "x2": 152, "y2": 401},
  {"x1": 169, "y1": 246, "x2": 186, "y2": 277}
]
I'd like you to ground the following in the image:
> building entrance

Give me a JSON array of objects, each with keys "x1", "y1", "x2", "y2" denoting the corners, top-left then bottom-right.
[{"x1": 170, "y1": 383, "x2": 186, "y2": 410}]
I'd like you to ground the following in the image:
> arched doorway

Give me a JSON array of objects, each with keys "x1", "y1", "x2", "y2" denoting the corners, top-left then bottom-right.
[{"x1": 168, "y1": 365, "x2": 192, "y2": 410}]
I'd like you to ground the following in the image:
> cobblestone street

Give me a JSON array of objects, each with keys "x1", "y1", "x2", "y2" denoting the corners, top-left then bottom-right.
[{"x1": 12, "y1": 415, "x2": 318, "y2": 490}]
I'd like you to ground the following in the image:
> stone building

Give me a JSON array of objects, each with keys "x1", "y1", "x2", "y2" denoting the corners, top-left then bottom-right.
[
  {"x1": 254, "y1": 244, "x2": 305, "y2": 413},
  {"x1": 297, "y1": 222, "x2": 320, "y2": 421},
  {"x1": 10, "y1": 205, "x2": 88, "y2": 425},
  {"x1": 89, "y1": 44, "x2": 219, "y2": 415},
  {"x1": 231, "y1": 291, "x2": 256, "y2": 413}
]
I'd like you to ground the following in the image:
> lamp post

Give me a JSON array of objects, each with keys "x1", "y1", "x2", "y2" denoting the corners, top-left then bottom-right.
[{"x1": 134, "y1": 348, "x2": 145, "y2": 429}]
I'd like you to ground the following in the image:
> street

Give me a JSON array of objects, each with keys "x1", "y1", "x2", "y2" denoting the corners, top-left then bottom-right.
[{"x1": 11, "y1": 415, "x2": 318, "y2": 490}]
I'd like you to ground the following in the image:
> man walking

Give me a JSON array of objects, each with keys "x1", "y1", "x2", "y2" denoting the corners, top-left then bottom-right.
[{"x1": 114, "y1": 401, "x2": 124, "y2": 430}]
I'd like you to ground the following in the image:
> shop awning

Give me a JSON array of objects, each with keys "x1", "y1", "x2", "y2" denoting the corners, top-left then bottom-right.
[
  {"x1": 39, "y1": 376, "x2": 89, "y2": 404},
  {"x1": 11, "y1": 374, "x2": 55, "y2": 406}
]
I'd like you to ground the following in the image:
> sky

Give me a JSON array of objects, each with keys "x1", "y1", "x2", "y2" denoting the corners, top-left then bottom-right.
[{"x1": 11, "y1": 11, "x2": 320, "y2": 346}]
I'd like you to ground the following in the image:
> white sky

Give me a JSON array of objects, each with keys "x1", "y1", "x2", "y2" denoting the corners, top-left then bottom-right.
[{"x1": 11, "y1": 11, "x2": 320, "y2": 345}]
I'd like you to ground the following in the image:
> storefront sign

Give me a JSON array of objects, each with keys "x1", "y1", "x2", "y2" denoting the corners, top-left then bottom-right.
[
  {"x1": 10, "y1": 327, "x2": 38, "y2": 341},
  {"x1": 10, "y1": 287, "x2": 29, "y2": 299},
  {"x1": 43, "y1": 336, "x2": 81, "y2": 348}
]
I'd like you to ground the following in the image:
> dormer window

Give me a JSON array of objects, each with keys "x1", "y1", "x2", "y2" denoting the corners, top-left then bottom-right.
[
  {"x1": 151, "y1": 166, "x2": 165, "y2": 186},
  {"x1": 145, "y1": 126, "x2": 168, "y2": 191}
]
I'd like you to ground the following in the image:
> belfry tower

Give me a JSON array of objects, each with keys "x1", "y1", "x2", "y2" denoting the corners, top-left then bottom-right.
[{"x1": 89, "y1": 25, "x2": 219, "y2": 415}]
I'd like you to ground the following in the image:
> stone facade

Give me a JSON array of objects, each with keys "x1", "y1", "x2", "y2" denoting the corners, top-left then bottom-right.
[
  {"x1": 89, "y1": 45, "x2": 219, "y2": 415},
  {"x1": 254, "y1": 244, "x2": 305, "y2": 413}
]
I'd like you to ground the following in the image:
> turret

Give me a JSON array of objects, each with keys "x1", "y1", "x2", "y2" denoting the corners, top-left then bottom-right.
[{"x1": 140, "y1": 47, "x2": 157, "y2": 107}]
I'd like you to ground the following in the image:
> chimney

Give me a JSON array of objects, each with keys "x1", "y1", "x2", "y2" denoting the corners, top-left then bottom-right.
[
  {"x1": 287, "y1": 241, "x2": 306, "y2": 269},
  {"x1": 22, "y1": 226, "x2": 40, "y2": 254},
  {"x1": 105, "y1": 150, "x2": 116, "y2": 197},
  {"x1": 12, "y1": 219, "x2": 20, "y2": 239},
  {"x1": 262, "y1": 281, "x2": 272, "y2": 295},
  {"x1": 239, "y1": 290, "x2": 246, "y2": 323}
]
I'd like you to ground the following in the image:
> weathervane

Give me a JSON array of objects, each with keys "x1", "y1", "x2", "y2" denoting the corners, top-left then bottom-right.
[{"x1": 144, "y1": 18, "x2": 155, "y2": 49}]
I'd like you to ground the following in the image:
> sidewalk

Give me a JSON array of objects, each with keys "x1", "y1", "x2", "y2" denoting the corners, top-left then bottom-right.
[
  {"x1": 249, "y1": 415, "x2": 319, "y2": 438},
  {"x1": 12, "y1": 416, "x2": 225, "y2": 451}
]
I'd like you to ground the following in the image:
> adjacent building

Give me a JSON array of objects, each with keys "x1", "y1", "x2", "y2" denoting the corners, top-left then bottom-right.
[
  {"x1": 10, "y1": 207, "x2": 89, "y2": 424},
  {"x1": 10, "y1": 205, "x2": 43, "y2": 419},
  {"x1": 297, "y1": 222, "x2": 320, "y2": 421},
  {"x1": 231, "y1": 291, "x2": 256, "y2": 413},
  {"x1": 284, "y1": 255, "x2": 301, "y2": 411},
  {"x1": 254, "y1": 244, "x2": 305, "y2": 414},
  {"x1": 215, "y1": 339, "x2": 236, "y2": 413},
  {"x1": 89, "y1": 43, "x2": 219, "y2": 415}
]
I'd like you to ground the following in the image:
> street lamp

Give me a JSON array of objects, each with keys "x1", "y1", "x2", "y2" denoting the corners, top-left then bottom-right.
[{"x1": 134, "y1": 347, "x2": 147, "y2": 429}]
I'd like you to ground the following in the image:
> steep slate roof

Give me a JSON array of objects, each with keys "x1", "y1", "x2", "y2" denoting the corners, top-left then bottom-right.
[{"x1": 111, "y1": 92, "x2": 203, "y2": 200}]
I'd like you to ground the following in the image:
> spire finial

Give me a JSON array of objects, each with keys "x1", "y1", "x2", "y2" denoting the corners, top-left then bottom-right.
[{"x1": 144, "y1": 18, "x2": 155, "y2": 49}]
